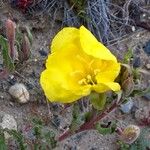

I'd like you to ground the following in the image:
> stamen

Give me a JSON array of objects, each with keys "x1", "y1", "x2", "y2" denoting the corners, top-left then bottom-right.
[
  {"x1": 94, "y1": 69, "x2": 100, "y2": 75},
  {"x1": 78, "y1": 78, "x2": 88, "y2": 85},
  {"x1": 87, "y1": 75, "x2": 95, "y2": 85}
]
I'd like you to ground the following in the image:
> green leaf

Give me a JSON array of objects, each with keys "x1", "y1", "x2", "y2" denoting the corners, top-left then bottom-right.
[
  {"x1": 25, "y1": 26, "x2": 33, "y2": 45},
  {"x1": 90, "y1": 93, "x2": 106, "y2": 110},
  {"x1": 0, "y1": 130, "x2": 7, "y2": 150},
  {"x1": 123, "y1": 49, "x2": 133, "y2": 64},
  {"x1": 69, "y1": 103, "x2": 83, "y2": 132},
  {"x1": 95, "y1": 123, "x2": 116, "y2": 135},
  {"x1": 44, "y1": 131, "x2": 57, "y2": 149},
  {"x1": 4, "y1": 129, "x2": 27, "y2": 150},
  {"x1": 0, "y1": 35, "x2": 15, "y2": 71}
]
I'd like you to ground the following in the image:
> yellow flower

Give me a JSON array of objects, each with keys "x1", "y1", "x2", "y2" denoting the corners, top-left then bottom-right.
[{"x1": 40, "y1": 26, "x2": 121, "y2": 103}]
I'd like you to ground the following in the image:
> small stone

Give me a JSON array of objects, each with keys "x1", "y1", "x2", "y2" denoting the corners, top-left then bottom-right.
[
  {"x1": 143, "y1": 93, "x2": 150, "y2": 100},
  {"x1": 146, "y1": 64, "x2": 150, "y2": 70},
  {"x1": 9, "y1": 83, "x2": 29, "y2": 103},
  {"x1": 0, "y1": 112, "x2": 17, "y2": 139},
  {"x1": 143, "y1": 40, "x2": 150, "y2": 56},
  {"x1": 26, "y1": 83, "x2": 34, "y2": 90},
  {"x1": 39, "y1": 49, "x2": 47, "y2": 57},
  {"x1": 142, "y1": 13, "x2": 146, "y2": 17},
  {"x1": 34, "y1": 58, "x2": 37, "y2": 62},
  {"x1": 133, "y1": 57, "x2": 141, "y2": 68},
  {"x1": 131, "y1": 26, "x2": 136, "y2": 32},
  {"x1": 120, "y1": 98, "x2": 134, "y2": 114}
]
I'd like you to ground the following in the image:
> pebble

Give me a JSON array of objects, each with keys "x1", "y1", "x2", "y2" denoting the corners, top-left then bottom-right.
[
  {"x1": 131, "y1": 26, "x2": 136, "y2": 32},
  {"x1": 142, "y1": 93, "x2": 150, "y2": 100},
  {"x1": 143, "y1": 40, "x2": 150, "y2": 56},
  {"x1": 146, "y1": 64, "x2": 150, "y2": 70},
  {"x1": 120, "y1": 98, "x2": 134, "y2": 114},
  {"x1": 133, "y1": 57, "x2": 141, "y2": 68},
  {"x1": 9, "y1": 83, "x2": 30, "y2": 103},
  {"x1": 7, "y1": 75, "x2": 16, "y2": 85},
  {"x1": 0, "y1": 112, "x2": 17, "y2": 139},
  {"x1": 39, "y1": 48, "x2": 47, "y2": 57}
]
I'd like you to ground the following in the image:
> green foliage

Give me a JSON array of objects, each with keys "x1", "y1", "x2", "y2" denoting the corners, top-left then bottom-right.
[
  {"x1": 32, "y1": 118, "x2": 57, "y2": 149},
  {"x1": 0, "y1": 35, "x2": 15, "y2": 71},
  {"x1": 69, "y1": 103, "x2": 84, "y2": 132},
  {"x1": 123, "y1": 49, "x2": 133, "y2": 64},
  {"x1": 0, "y1": 130, "x2": 7, "y2": 150},
  {"x1": 25, "y1": 26, "x2": 33, "y2": 45},
  {"x1": 129, "y1": 127, "x2": 150, "y2": 150},
  {"x1": 90, "y1": 93, "x2": 107, "y2": 110},
  {"x1": 117, "y1": 141, "x2": 130, "y2": 150},
  {"x1": 0, "y1": 118, "x2": 57, "y2": 149},
  {"x1": 95, "y1": 122, "x2": 116, "y2": 135},
  {"x1": 5, "y1": 129, "x2": 27, "y2": 150}
]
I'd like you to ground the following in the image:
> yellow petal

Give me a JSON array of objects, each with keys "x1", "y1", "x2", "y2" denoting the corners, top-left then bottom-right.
[
  {"x1": 79, "y1": 26, "x2": 117, "y2": 62},
  {"x1": 40, "y1": 44, "x2": 91, "y2": 103},
  {"x1": 51, "y1": 27, "x2": 79, "y2": 53},
  {"x1": 40, "y1": 69, "x2": 85, "y2": 103},
  {"x1": 96, "y1": 61, "x2": 120, "y2": 83},
  {"x1": 93, "y1": 82, "x2": 120, "y2": 93}
]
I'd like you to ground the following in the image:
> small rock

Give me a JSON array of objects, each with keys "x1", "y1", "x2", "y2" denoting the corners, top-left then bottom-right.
[
  {"x1": 143, "y1": 93, "x2": 150, "y2": 100},
  {"x1": 120, "y1": 125, "x2": 140, "y2": 144},
  {"x1": 146, "y1": 64, "x2": 150, "y2": 70},
  {"x1": 143, "y1": 40, "x2": 150, "y2": 56},
  {"x1": 0, "y1": 112, "x2": 17, "y2": 139},
  {"x1": 120, "y1": 98, "x2": 134, "y2": 114},
  {"x1": 131, "y1": 26, "x2": 136, "y2": 32},
  {"x1": 133, "y1": 57, "x2": 141, "y2": 68},
  {"x1": 7, "y1": 75, "x2": 16, "y2": 85},
  {"x1": 9, "y1": 83, "x2": 29, "y2": 103},
  {"x1": 38, "y1": 49, "x2": 47, "y2": 57}
]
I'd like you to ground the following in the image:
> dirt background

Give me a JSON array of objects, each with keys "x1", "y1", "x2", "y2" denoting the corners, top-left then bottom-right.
[{"x1": 0, "y1": 2, "x2": 150, "y2": 150}]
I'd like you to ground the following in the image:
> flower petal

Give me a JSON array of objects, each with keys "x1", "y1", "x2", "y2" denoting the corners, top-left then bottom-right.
[
  {"x1": 93, "y1": 82, "x2": 120, "y2": 93},
  {"x1": 79, "y1": 26, "x2": 117, "y2": 62},
  {"x1": 40, "y1": 69, "x2": 86, "y2": 103},
  {"x1": 51, "y1": 27, "x2": 79, "y2": 53},
  {"x1": 96, "y1": 61, "x2": 120, "y2": 83},
  {"x1": 40, "y1": 44, "x2": 91, "y2": 103}
]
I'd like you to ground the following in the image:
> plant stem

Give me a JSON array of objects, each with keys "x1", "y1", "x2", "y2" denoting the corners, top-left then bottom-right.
[{"x1": 58, "y1": 102, "x2": 118, "y2": 141}]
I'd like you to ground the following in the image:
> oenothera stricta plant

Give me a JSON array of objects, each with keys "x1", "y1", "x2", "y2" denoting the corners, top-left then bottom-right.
[
  {"x1": 40, "y1": 26, "x2": 125, "y2": 140},
  {"x1": 40, "y1": 26, "x2": 120, "y2": 103}
]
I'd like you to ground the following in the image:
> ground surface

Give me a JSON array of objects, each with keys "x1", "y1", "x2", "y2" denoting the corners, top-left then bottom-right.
[{"x1": 0, "y1": 2, "x2": 150, "y2": 150}]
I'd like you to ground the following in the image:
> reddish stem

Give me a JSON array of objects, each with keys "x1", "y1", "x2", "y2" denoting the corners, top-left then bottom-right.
[{"x1": 58, "y1": 102, "x2": 118, "y2": 141}]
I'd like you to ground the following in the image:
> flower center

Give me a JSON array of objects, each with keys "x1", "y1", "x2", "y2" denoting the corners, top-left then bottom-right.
[
  {"x1": 78, "y1": 69, "x2": 100, "y2": 85},
  {"x1": 71, "y1": 55, "x2": 101, "y2": 86}
]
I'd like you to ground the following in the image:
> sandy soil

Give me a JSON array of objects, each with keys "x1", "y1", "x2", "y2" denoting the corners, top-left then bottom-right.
[{"x1": 0, "y1": 2, "x2": 150, "y2": 150}]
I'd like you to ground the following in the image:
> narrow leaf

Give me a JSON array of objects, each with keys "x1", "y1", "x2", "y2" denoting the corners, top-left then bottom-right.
[
  {"x1": 0, "y1": 130, "x2": 7, "y2": 150},
  {"x1": 123, "y1": 49, "x2": 133, "y2": 64},
  {"x1": 0, "y1": 35, "x2": 14, "y2": 71}
]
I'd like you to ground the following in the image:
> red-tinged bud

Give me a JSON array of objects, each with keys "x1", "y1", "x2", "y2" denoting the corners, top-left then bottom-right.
[
  {"x1": 5, "y1": 19, "x2": 16, "y2": 60},
  {"x1": 21, "y1": 34, "x2": 31, "y2": 61}
]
